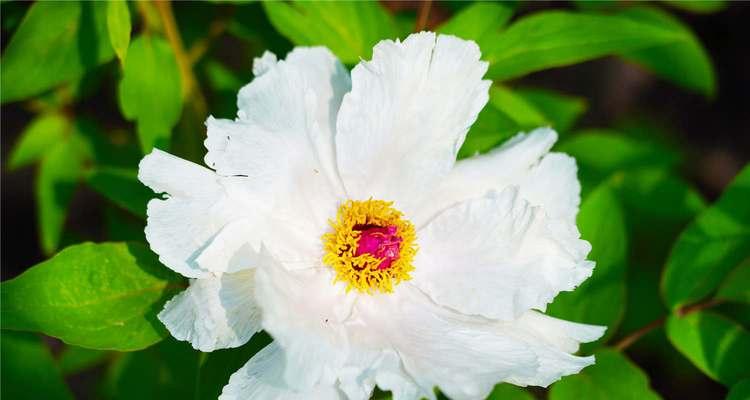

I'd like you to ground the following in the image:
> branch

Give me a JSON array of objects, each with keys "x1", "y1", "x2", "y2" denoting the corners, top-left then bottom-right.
[
  {"x1": 415, "y1": 0, "x2": 432, "y2": 32},
  {"x1": 613, "y1": 298, "x2": 724, "y2": 351},
  {"x1": 154, "y1": 0, "x2": 207, "y2": 119}
]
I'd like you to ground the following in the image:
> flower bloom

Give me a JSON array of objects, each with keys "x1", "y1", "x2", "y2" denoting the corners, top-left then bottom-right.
[{"x1": 139, "y1": 32, "x2": 605, "y2": 400}]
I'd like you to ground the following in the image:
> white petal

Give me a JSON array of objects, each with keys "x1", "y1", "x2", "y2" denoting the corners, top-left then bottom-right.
[
  {"x1": 204, "y1": 48, "x2": 349, "y2": 234},
  {"x1": 220, "y1": 342, "x2": 344, "y2": 400},
  {"x1": 158, "y1": 270, "x2": 261, "y2": 352},
  {"x1": 139, "y1": 149, "x2": 245, "y2": 278},
  {"x1": 335, "y1": 32, "x2": 490, "y2": 217},
  {"x1": 412, "y1": 187, "x2": 593, "y2": 321},
  {"x1": 254, "y1": 249, "x2": 355, "y2": 389},
  {"x1": 253, "y1": 51, "x2": 278, "y2": 76},
  {"x1": 357, "y1": 286, "x2": 602, "y2": 400},
  {"x1": 517, "y1": 152, "x2": 581, "y2": 225},
  {"x1": 415, "y1": 127, "x2": 558, "y2": 226}
]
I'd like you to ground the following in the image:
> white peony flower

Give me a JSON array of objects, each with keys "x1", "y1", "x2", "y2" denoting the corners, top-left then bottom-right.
[{"x1": 138, "y1": 31, "x2": 605, "y2": 400}]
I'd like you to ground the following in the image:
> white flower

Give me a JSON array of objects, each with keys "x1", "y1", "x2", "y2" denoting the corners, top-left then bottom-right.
[{"x1": 138, "y1": 32, "x2": 605, "y2": 400}]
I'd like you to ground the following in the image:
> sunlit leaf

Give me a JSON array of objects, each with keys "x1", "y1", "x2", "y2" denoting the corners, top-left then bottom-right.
[
  {"x1": 549, "y1": 349, "x2": 661, "y2": 400},
  {"x1": 1, "y1": 2, "x2": 114, "y2": 103},
  {"x1": 662, "y1": 165, "x2": 750, "y2": 310},
  {"x1": 547, "y1": 184, "x2": 627, "y2": 344},
  {"x1": 7, "y1": 112, "x2": 71, "y2": 170},
  {"x1": 666, "y1": 311, "x2": 750, "y2": 386},
  {"x1": 86, "y1": 167, "x2": 152, "y2": 218},
  {"x1": 263, "y1": 1, "x2": 402, "y2": 64},
  {"x1": 107, "y1": 0, "x2": 131, "y2": 63},
  {"x1": 1, "y1": 331, "x2": 74, "y2": 400},
  {"x1": 118, "y1": 35, "x2": 182, "y2": 153},
  {"x1": 1, "y1": 242, "x2": 184, "y2": 351},
  {"x1": 620, "y1": 7, "x2": 716, "y2": 97},
  {"x1": 437, "y1": 2, "x2": 514, "y2": 47},
  {"x1": 484, "y1": 11, "x2": 680, "y2": 81},
  {"x1": 36, "y1": 136, "x2": 87, "y2": 255}
]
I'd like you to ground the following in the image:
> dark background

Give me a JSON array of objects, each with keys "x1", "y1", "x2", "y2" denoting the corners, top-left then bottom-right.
[{"x1": 2, "y1": 2, "x2": 748, "y2": 399}]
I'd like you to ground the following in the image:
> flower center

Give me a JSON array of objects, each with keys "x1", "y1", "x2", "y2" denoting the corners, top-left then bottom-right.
[{"x1": 322, "y1": 199, "x2": 417, "y2": 293}]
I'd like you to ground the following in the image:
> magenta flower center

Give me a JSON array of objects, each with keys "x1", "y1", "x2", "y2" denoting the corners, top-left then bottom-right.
[{"x1": 354, "y1": 225, "x2": 403, "y2": 270}]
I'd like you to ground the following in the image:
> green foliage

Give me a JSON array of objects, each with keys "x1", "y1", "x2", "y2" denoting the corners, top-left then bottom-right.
[
  {"x1": 666, "y1": 311, "x2": 750, "y2": 386},
  {"x1": 437, "y1": 2, "x2": 514, "y2": 47},
  {"x1": 1, "y1": 242, "x2": 184, "y2": 351},
  {"x1": 1, "y1": 1, "x2": 114, "y2": 103},
  {"x1": 36, "y1": 135, "x2": 87, "y2": 255},
  {"x1": 1, "y1": 331, "x2": 75, "y2": 400},
  {"x1": 661, "y1": 165, "x2": 750, "y2": 311},
  {"x1": 549, "y1": 349, "x2": 661, "y2": 400},
  {"x1": 547, "y1": 184, "x2": 627, "y2": 344},
  {"x1": 662, "y1": 0, "x2": 726, "y2": 14},
  {"x1": 58, "y1": 346, "x2": 111, "y2": 375},
  {"x1": 620, "y1": 7, "x2": 716, "y2": 97},
  {"x1": 716, "y1": 260, "x2": 750, "y2": 304},
  {"x1": 107, "y1": 0, "x2": 132, "y2": 63},
  {"x1": 485, "y1": 384, "x2": 534, "y2": 400},
  {"x1": 727, "y1": 379, "x2": 750, "y2": 400},
  {"x1": 484, "y1": 11, "x2": 681, "y2": 81},
  {"x1": 86, "y1": 167, "x2": 152, "y2": 218},
  {"x1": 118, "y1": 35, "x2": 183, "y2": 153},
  {"x1": 7, "y1": 112, "x2": 71, "y2": 170},
  {"x1": 514, "y1": 88, "x2": 587, "y2": 133},
  {"x1": 263, "y1": 1, "x2": 402, "y2": 64}
]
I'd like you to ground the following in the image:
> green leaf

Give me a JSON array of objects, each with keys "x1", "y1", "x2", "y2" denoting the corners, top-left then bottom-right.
[
  {"x1": 662, "y1": 165, "x2": 750, "y2": 310},
  {"x1": 666, "y1": 311, "x2": 750, "y2": 386},
  {"x1": 615, "y1": 168, "x2": 707, "y2": 223},
  {"x1": 118, "y1": 35, "x2": 182, "y2": 153},
  {"x1": 197, "y1": 333, "x2": 272, "y2": 399},
  {"x1": 620, "y1": 7, "x2": 716, "y2": 97},
  {"x1": 515, "y1": 88, "x2": 587, "y2": 133},
  {"x1": 103, "y1": 338, "x2": 199, "y2": 400},
  {"x1": 484, "y1": 11, "x2": 681, "y2": 81},
  {"x1": 58, "y1": 346, "x2": 110, "y2": 375},
  {"x1": 549, "y1": 349, "x2": 660, "y2": 400},
  {"x1": 1, "y1": 331, "x2": 75, "y2": 400},
  {"x1": 547, "y1": 184, "x2": 627, "y2": 344},
  {"x1": 7, "y1": 112, "x2": 71, "y2": 170},
  {"x1": 458, "y1": 86, "x2": 548, "y2": 159},
  {"x1": 1, "y1": 2, "x2": 114, "y2": 103},
  {"x1": 437, "y1": 2, "x2": 514, "y2": 46},
  {"x1": 727, "y1": 379, "x2": 750, "y2": 400},
  {"x1": 557, "y1": 130, "x2": 679, "y2": 192},
  {"x1": 107, "y1": 0, "x2": 131, "y2": 63},
  {"x1": 86, "y1": 167, "x2": 152, "y2": 218},
  {"x1": 457, "y1": 104, "x2": 519, "y2": 159},
  {"x1": 262, "y1": 1, "x2": 402, "y2": 64},
  {"x1": 1, "y1": 242, "x2": 184, "y2": 351},
  {"x1": 36, "y1": 136, "x2": 87, "y2": 255},
  {"x1": 662, "y1": 0, "x2": 726, "y2": 14},
  {"x1": 716, "y1": 259, "x2": 750, "y2": 304},
  {"x1": 485, "y1": 383, "x2": 534, "y2": 400}
]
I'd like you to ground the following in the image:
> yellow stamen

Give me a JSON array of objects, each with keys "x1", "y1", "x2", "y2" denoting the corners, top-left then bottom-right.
[{"x1": 322, "y1": 199, "x2": 417, "y2": 294}]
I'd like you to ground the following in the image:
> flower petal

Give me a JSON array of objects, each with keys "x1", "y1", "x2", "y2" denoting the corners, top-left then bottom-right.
[
  {"x1": 254, "y1": 249, "x2": 355, "y2": 389},
  {"x1": 158, "y1": 269, "x2": 261, "y2": 352},
  {"x1": 335, "y1": 32, "x2": 490, "y2": 217},
  {"x1": 219, "y1": 342, "x2": 344, "y2": 400},
  {"x1": 139, "y1": 149, "x2": 245, "y2": 278},
  {"x1": 356, "y1": 286, "x2": 602, "y2": 400},
  {"x1": 204, "y1": 47, "x2": 349, "y2": 235},
  {"x1": 415, "y1": 127, "x2": 560, "y2": 226},
  {"x1": 412, "y1": 187, "x2": 593, "y2": 321}
]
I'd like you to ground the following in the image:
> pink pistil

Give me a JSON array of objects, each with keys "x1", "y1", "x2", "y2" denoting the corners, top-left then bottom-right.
[{"x1": 354, "y1": 225, "x2": 402, "y2": 270}]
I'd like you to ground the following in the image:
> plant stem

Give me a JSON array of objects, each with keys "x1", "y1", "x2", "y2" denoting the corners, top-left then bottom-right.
[
  {"x1": 613, "y1": 298, "x2": 724, "y2": 351},
  {"x1": 415, "y1": 0, "x2": 432, "y2": 32},
  {"x1": 154, "y1": 0, "x2": 207, "y2": 119}
]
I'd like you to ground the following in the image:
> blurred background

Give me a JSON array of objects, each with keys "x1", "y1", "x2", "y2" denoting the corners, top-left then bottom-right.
[{"x1": 2, "y1": 1, "x2": 748, "y2": 399}]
